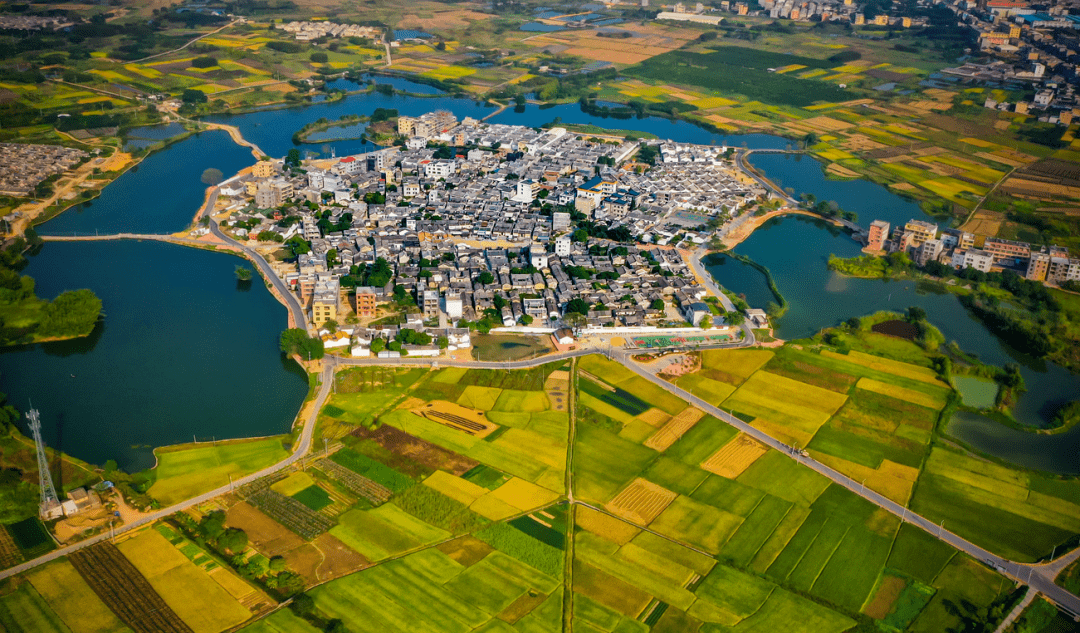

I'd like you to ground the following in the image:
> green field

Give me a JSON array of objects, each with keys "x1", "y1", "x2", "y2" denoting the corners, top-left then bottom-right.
[
  {"x1": 330, "y1": 504, "x2": 451, "y2": 561},
  {"x1": 0, "y1": 581, "x2": 72, "y2": 633},
  {"x1": 147, "y1": 437, "x2": 290, "y2": 505}
]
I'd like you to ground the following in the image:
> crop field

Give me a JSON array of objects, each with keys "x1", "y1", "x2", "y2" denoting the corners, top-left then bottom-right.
[
  {"x1": 316, "y1": 458, "x2": 393, "y2": 505},
  {"x1": 26, "y1": 559, "x2": 129, "y2": 633},
  {"x1": 148, "y1": 437, "x2": 289, "y2": 505},
  {"x1": 309, "y1": 544, "x2": 558, "y2": 633},
  {"x1": 723, "y1": 371, "x2": 848, "y2": 447},
  {"x1": 248, "y1": 490, "x2": 335, "y2": 540},
  {"x1": 117, "y1": 530, "x2": 251, "y2": 633},
  {"x1": 701, "y1": 349, "x2": 775, "y2": 383},
  {"x1": 0, "y1": 581, "x2": 71, "y2": 633},
  {"x1": 701, "y1": 434, "x2": 769, "y2": 478},
  {"x1": 604, "y1": 478, "x2": 678, "y2": 525},
  {"x1": 910, "y1": 447, "x2": 1080, "y2": 561},
  {"x1": 674, "y1": 373, "x2": 736, "y2": 405},
  {"x1": 330, "y1": 504, "x2": 450, "y2": 561},
  {"x1": 856, "y1": 378, "x2": 946, "y2": 410},
  {"x1": 69, "y1": 542, "x2": 191, "y2": 633},
  {"x1": 643, "y1": 407, "x2": 706, "y2": 451}
]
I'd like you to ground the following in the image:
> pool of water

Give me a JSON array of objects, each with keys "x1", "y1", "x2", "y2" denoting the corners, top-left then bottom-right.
[
  {"x1": 953, "y1": 375, "x2": 999, "y2": 409},
  {"x1": 947, "y1": 411, "x2": 1080, "y2": 475}
]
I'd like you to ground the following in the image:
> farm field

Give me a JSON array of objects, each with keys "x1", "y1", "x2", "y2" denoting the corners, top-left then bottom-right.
[
  {"x1": 7, "y1": 350, "x2": 1053, "y2": 633},
  {"x1": 148, "y1": 437, "x2": 290, "y2": 505},
  {"x1": 117, "y1": 529, "x2": 252, "y2": 633}
]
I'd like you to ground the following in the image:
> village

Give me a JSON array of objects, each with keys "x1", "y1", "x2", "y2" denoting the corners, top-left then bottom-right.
[{"x1": 207, "y1": 112, "x2": 768, "y2": 357}]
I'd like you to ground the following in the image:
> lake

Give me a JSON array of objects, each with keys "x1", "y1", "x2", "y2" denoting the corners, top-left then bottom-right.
[{"x1": 0, "y1": 240, "x2": 309, "y2": 472}]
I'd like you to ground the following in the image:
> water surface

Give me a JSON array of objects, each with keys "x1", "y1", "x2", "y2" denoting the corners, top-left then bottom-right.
[{"x1": 0, "y1": 241, "x2": 308, "y2": 471}]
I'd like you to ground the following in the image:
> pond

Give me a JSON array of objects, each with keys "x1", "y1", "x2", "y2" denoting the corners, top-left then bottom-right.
[
  {"x1": 953, "y1": 375, "x2": 999, "y2": 409},
  {"x1": 947, "y1": 411, "x2": 1080, "y2": 475}
]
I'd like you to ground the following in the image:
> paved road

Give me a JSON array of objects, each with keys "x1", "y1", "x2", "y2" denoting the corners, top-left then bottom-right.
[
  {"x1": 686, "y1": 246, "x2": 757, "y2": 345},
  {"x1": 736, "y1": 149, "x2": 798, "y2": 205},
  {"x1": 0, "y1": 362, "x2": 335, "y2": 582},
  {"x1": 204, "y1": 196, "x2": 309, "y2": 333}
]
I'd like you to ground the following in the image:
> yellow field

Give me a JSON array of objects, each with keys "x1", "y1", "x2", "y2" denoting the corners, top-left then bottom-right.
[
  {"x1": 577, "y1": 505, "x2": 640, "y2": 545},
  {"x1": 422, "y1": 65, "x2": 476, "y2": 80},
  {"x1": 817, "y1": 148, "x2": 855, "y2": 160},
  {"x1": 201, "y1": 37, "x2": 252, "y2": 48},
  {"x1": 192, "y1": 83, "x2": 232, "y2": 94},
  {"x1": 208, "y1": 567, "x2": 257, "y2": 602},
  {"x1": 186, "y1": 65, "x2": 222, "y2": 73},
  {"x1": 579, "y1": 392, "x2": 637, "y2": 424},
  {"x1": 856, "y1": 378, "x2": 945, "y2": 410},
  {"x1": 814, "y1": 454, "x2": 916, "y2": 505},
  {"x1": 773, "y1": 64, "x2": 806, "y2": 74},
  {"x1": 88, "y1": 69, "x2": 130, "y2": 81},
  {"x1": 470, "y1": 494, "x2": 519, "y2": 521},
  {"x1": 124, "y1": 64, "x2": 162, "y2": 78},
  {"x1": 820, "y1": 350, "x2": 946, "y2": 386},
  {"x1": 489, "y1": 477, "x2": 560, "y2": 512},
  {"x1": 118, "y1": 530, "x2": 251, "y2": 633},
  {"x1": 27, "y1": 559, "x2": 128, "y2": 633},
  {"x1": 637, "y1": 408, "x2": 671, "y2": 427},
  {"x1": 271, "y1": 471, "x2": 316, "y2": 497},
  {"x1": 691, "y1": 96, "x2": 738, "y2": 109},
  {"x1": 424, "y1": 470, "x2": 487, "y2": 505},
  {"x1": 605, "y1": 478, "x2": 678, "y2": 525},
  {"x1": 799, "y1": 69, "x2": 829, "y2": 79},
  {"x1": 644, "y1": 407, "x2": 706, "y2": 452},
  {"x1": 701, "y1": 349, "x2": 774, "y2": 379},
  {"x1": 725, "y1": 372, "x2": 847, "y2": 447},
  {"x1": 457, "y1": 385, "x2": 502, "y2": 411},
  {"x1": 701, "y1": 434, "x2": 768, "y2": 478}
]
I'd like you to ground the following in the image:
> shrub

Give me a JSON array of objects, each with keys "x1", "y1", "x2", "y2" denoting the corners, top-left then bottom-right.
[
  {"x1": 310, "y1": 52, "x2": 328, "y2": 63},
  {"x1": 191, "y1": 56, "x2": 217, "y2": 68}
]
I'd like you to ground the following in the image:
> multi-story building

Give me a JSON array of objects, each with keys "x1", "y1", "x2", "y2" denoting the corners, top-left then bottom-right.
[
  {"x1": 529, "y1": 243, "x2": 548, "y2": 270},
  {"x1": 903, "y1": 219, "x2": 937, "y2": 247},
  {"x1": 312, "y1": 290, "x2": 338, "y2": 327},
  {"x1": 354, "y1": 286, "x2": 378, "y2": 318},
  {"x1": 444, "y1": 292, "x2": 463, "y2": 320},
  {"x1": 953, "y1": 248, "x2": 994, "y2": 273},
  {"x1": 915, "y1": 238, "x2": 943, "y2": 267},
  {"x1": 555, "y1": 235, "x2": 572, "y2": 257},
  {"x1": 422, "y1": 289, "x2": 440, "y2": 318},
  {"x1": 940, "y1": 228, "x2": 976, "y2": 250},
  {"x1": 1026, "y1": 251, "x2": 1050, "y2": 281},
  {"x1": 1049, "y1": 257, "x2": 1080, "y2": 284},
  {"x1": 252, "y1": 161, "x2": 276, "y2": 178},
  {"x1": 983, "y1": 237, "x2": 1031, "y2": 263},
  {"x1": 866, "y1": 220, "x2": 889, "y2": 251}
]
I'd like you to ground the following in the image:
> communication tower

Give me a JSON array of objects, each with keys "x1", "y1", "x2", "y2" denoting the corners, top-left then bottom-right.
[{"x1": 26, "y1": 408, "x2": 62, "y2": 519}]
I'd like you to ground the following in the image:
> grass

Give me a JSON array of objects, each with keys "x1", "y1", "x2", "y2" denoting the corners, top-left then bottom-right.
[
  {"x1": 117, "y1": 529, "x2": 251, "y2": 633},
  {"x1": 147, "y1": 437, "x2": 289, "y2": 505},
  {"x1": 330, "y1": 504, "x2": 451, "y2": 561},
  {"x1": 952, "y1": 375, "x2": 998, "y2": 409},
  {"x1": 25, "y1": 559, "x2": 128, "y2": 633}
]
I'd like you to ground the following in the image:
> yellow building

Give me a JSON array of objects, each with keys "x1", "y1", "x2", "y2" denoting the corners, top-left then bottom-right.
[
  {"x1": 901, "y1": 17, "x2": 912, "y2": 27},
  {"x1": 1026, "y1": 252, "x2": 1049, "y2": 281},
  {"x1": 252, "y1": 161, "x2": 275, "y2": 178},
  {"x1": 903, "y1": 219, "x2": 937, "y2": 246},
  {"x1": 854, "y1": 13, "x2": 865, "y2": 24},
  {"x1": 874, "y1": 14, "x2": 888, "y2": 25}
]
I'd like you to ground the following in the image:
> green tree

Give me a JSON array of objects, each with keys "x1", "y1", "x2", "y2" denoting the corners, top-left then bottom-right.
[
  {"x1": 650, "y1": 299, "x2": 665, "y2": 310},
  {"x1": 310, "y1": 52, "x2": 329, "y2": 63},
  {"x1": 572, "y1": 228, "x2": 588, "y2": 243},
  {"x1": 38, "y1": 289, "x2": 102, "y2": 337},
  {"x1": 370, "y1": 338, "x2": 386, "y2": 354},
  {"x1": 565, "y1": 298, "x2": 589, "y2": 315},
  {"x1": 285, "y1": 148, "x2": 302, "y2": 167},
  {"x1": 200, "y1": 510, "x2": 228, "y2": 540},
  {"x1": 291, "y1": 593, "x2": 315, "y2": 617},
  {"x1": 476, "y1": 271, "x2": 495, "y2": 285},
  {"x1": 182, "y1": 89, "x2": 207, "y2": 104},
  {"x1": 217, "y1": 528, "x2": 248, "y2": 554}
]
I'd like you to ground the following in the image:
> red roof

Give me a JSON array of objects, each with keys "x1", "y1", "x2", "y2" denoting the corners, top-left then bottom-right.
[{"x1": 339, "y1": 156, "x2": 356, "y2": 163}]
